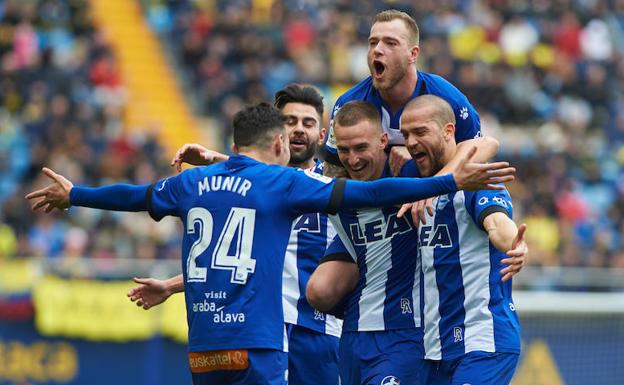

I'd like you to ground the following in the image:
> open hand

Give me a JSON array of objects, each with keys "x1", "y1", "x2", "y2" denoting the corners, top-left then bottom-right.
[
  {"x1": 170, "y1": 143, "x2": 228, "y2": 172},
  {"x1": 453, "y1": 147, "x2": 515, "y2": 191},
  {"x1": 127, "y1": 277, "x2": 171, "y2": 310},
  {"x1": 25, "y1": 168, "x2": 73, "y2": 213}
]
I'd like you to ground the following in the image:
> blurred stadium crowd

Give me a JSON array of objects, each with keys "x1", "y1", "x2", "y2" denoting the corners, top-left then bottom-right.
[{"x1": 1, "y1": 0, "x2": 623, "y2": 274}]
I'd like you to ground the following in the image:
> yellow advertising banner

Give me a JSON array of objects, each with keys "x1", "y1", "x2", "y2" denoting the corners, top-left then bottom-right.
[{"x1": 32, "y1": 276, "x2": 188, "y2": 342}]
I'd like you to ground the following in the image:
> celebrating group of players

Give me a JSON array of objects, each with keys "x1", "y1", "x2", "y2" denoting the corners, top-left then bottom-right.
[{"x1": 27, "y1": 9, "x2": 528, "y2": 385}]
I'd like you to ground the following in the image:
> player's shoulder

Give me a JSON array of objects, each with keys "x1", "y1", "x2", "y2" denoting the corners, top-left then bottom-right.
[
  {"x1": 419, "y1": 71, "x2": 470, "y2": 105},
  {"x1": 335, "y1": 77, "x2": 374, "y2": 106}
]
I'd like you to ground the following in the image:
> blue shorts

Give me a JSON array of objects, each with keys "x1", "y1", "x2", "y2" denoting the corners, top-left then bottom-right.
[
  {"x1": 190, "y1": 348, "x2": 287, "y2": 385},
  {"x1": 424, "y1": 351, "x2": 519, "y2": 385},
  {"x1": 339, "y1": 329, "x2": 425, "y2": 385},
  {"x1": 287, "y1": 323, "x2": 340, "y2": 385}
]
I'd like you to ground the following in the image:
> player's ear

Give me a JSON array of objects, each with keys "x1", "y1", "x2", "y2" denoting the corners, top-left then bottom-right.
[
  {"x1": 443, "y1": 123, "x2": 455, "y2": 141},
  {"x1": 408, "y1": 45, "x2": 420, "y2": 65},
  {"x1": 318, "y1": 127, "x2": 327, "y2": 144},
  {"x1": 380, "y1": 132, "x2": 389, "y2": 148},
  {"x1": 231, "y1": 143, "x2": 239, "y2": 154},
  {"x1": 272, "y1": 133, "x2": 284, "y2": 157}
]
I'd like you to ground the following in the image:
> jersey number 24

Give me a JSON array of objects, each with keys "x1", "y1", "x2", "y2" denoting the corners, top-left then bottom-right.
[{"x1": 186, "y1": 207, "x2": 257, "y2": 285}]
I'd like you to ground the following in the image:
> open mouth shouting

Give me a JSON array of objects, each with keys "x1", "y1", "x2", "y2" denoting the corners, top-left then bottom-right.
[{"x1": 372, "y1": 60, "x2": 386, "y2": 78}]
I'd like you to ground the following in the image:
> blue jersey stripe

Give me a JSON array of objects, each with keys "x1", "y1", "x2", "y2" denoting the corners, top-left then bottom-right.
[{"x1": 431, "y1": 192, "x2": 467, "y2": 359}]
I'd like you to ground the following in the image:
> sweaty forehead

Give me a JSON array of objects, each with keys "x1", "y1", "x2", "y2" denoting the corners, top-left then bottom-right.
[{"x1": 369, "y1": 19, "x2": 411, "y2": 42}]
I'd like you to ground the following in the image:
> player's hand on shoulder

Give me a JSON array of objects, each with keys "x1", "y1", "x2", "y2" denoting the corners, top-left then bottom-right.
[
  {"x1": 500, "y1": 224, "x2": 528, "y2": 282},
  {"x1": 453, "y1": 146, "x2": 515, "y2": 191},
  {"x1": 170, "y1": 143, "x2": 229, "y2": 172},
  {"x1": 389, "y1": 146, "x2": 411, "y2": 176},
  {"x1": 397, "y1": 198, "x2": 435, "y2": 226},
  {"x1": 25, "y1": 167, "x2": 73, "y2": 213}
]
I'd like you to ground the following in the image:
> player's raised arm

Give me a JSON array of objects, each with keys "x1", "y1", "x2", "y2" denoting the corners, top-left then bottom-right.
[{"x1": 170, "y1": 143, "x2": 229, "y2": 172}]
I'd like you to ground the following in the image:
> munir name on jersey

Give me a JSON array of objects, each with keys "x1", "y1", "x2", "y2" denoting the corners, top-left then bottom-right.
[{"x1": 198, "y1": 175, "x2": 253, "y2": 197}]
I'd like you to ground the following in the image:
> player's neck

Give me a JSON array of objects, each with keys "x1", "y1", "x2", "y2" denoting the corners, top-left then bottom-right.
[
  {"x1": 288, "y1": 157, "x2": 316, "y2": 170},
  {"x1": 378, "y1": 67, "x2": 418, "y2": 113},
  {"x1": 238, "y1": 149, "x2": 283, "y2": 166}
]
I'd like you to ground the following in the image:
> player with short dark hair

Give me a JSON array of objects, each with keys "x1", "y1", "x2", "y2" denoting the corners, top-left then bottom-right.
[
  {"x1": 27, "y1": 102, "x2": 513, "y2": 385},
  {"x1": 135, "y1": 84, "x2": 343, "y2": 385}
]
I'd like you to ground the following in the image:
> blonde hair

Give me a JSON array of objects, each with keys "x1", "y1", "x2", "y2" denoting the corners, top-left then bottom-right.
[{"x1": 373, "y1": 9, "x2": 420, "y2": 45}]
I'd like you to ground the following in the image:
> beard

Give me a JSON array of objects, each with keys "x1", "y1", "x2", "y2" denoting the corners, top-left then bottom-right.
[
  {"x1": 289, "y1": 141, "x2": 319, "y2": 166},
  {"x1": 417, "y1": 138, "x2": 447, "y2": 177}
]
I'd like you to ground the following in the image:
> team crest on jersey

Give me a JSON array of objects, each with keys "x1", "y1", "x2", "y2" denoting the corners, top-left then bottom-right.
[
  {"x1": 400, "y1": 298, "x2": 412, "y2": 314},
  {"x1": 314, "y1": 310, "x2": 325, "y2": 321},
  {"x1": 454, "y1": 327, "x2": 463, "y2": 342},
  {"x1": 381, "y1": 376, "x2": 400, "y2": 385}
]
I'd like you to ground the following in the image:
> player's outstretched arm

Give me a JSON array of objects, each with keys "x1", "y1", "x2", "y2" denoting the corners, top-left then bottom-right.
[
  {"x1": 483, "y1": 213, "x2": 528, "y2": 282},
  {"x1": 171, "y1": 143, "x2": 229, "y2": 172},
  {"x1": 128, "y1": 274, "x2": 184, "y2": 310},
  {"x1": 441, "y1": 136, "x2": 500, "y2": 176},
  {"x1": 306, "y1": 260, "x2": 358, "y2": 312},
  {"x1": 25, "y1": 168, "x2": 73, "y2": 212},
  {"x1": 26, "y1": 168, "x2": 152, "y2": 213},
  {"x1": 337, "y1": 147, "x2": 514, "y2": 212}
]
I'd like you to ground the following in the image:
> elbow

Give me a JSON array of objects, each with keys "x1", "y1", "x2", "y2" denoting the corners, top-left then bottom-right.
[
  {"x1": 305, "y1": 280, "x2": 335, "y2": 312},
  {"x1": 482, "y1": 136, "x2": 500, "y2": 159}
]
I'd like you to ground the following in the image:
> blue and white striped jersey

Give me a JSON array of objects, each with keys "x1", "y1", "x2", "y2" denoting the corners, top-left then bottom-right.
[
  {"x1": 418, "y1": 189, "x2": 521, "y2": 360},
  {"x1": 325, "y1": 71, "x2": 481, "y2": 160},
  {"x1": 328, "y1": 208, "x2": 422, "y2": 332},
  {"x1": 282, "y1": 162, "x2": 342, "y2": 337},
  {"x1": 325, "y1": 161, "x2": 422, "y2": 332}
]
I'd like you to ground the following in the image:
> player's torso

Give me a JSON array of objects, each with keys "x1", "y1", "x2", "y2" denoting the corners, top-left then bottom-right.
[
  {"x1": 176, "y1": 161, "x2": 296, "y2": 352},
  {"x1": 330, "y1": 206, "x2": 422, "y2": 332},
  {"x1": 418, "y1": 191, "x2": 520, "y2": 360},
  {"x1": 283, "y1": 212, "x2": 342, "y2": 337}
]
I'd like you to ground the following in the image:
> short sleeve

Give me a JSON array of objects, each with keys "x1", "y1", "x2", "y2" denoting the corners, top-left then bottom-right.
[
  {"x1": 466, "y1": 189, "x2": 513, "y2": 230},
  {"x1": 285, "y1": 168, "x2": 345, "y2": 215},
  {"x1": 147, "y1": 173, "x2": 183, "y2": 221},
  {"x1": 453, "y1": 100, "x2": 482, "y2": 143}
]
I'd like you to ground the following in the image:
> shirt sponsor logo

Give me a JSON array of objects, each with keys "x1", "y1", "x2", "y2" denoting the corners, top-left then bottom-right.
[
  {"x1": 188, "y1": 350, "x2": 248, "y2": 373},
  {"x1": 418, "y1": 224, "x2": 453, "y2": 248},
  {"x1": 349, "y1": 213, "x2": 413, "y2": 245}
]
